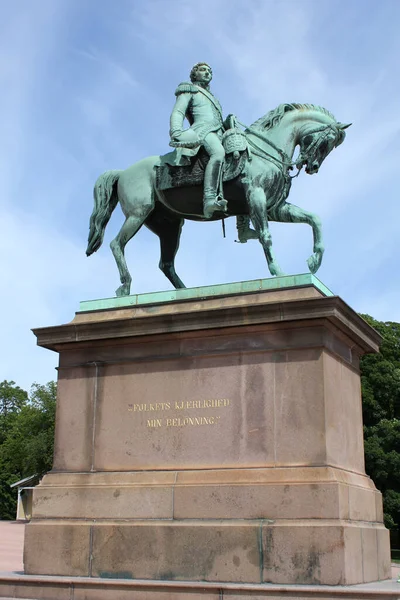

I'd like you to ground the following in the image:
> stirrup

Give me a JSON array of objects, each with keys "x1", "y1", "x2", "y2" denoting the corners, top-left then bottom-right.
[{"x1": 204, "y1": 197, "x2": 228, "y2": 219}]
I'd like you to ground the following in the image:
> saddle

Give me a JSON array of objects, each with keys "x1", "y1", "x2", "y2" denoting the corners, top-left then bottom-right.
[{"x1": 156, "y1": 128, "x2": 249, "y2": 192}]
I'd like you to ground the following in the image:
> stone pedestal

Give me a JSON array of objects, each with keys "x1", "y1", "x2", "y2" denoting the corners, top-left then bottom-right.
[{"x1": 24, "y1": 275, "x2": 391, "y2": 587}]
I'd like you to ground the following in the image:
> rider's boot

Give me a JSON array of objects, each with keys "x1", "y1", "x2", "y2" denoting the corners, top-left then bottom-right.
[
  {"x1": 203, "y1": 159, "x2": 228, "y2": 219},
  {"x1": 236, "y1": 215, "x2": 258, "y2": 243},
  {"x1": 204, "y1": 192, "x2": 228, "y2": 218}
]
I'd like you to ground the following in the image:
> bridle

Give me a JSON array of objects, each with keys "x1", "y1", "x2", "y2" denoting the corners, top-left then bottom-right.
[
  {"x1": 237, "y1": 119, "x2": 340, "y2": 177},
  {"x1": 295, "y1": 123, "x2": 340, "y2": 170}
]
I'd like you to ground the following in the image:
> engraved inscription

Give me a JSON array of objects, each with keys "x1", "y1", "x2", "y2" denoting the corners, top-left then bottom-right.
[
  {"x1": 128, "y1": 399, "x2": 231, "y2": 429},
  {"x1": 166, "y1": 416, "x2": 220, "y2": 427},
  {"x1": 146, "y1": 418, "x2": 162, "y2": 428},
  {"x1": 128, "y1": 403, "x2": 171, "y2": 412}
]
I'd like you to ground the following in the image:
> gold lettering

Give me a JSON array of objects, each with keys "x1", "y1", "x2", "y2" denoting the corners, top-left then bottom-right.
[
  {"x1": 132, "y1": 399, "x2": 231, "y2": 413},
  {"x1": 129, "y1": 399, "x2": 230, "y2": 428},
  {"x1": 146, "y1": 418, "x2": 162, "y2": 428},
  {"x1": 163, "y1": 415, "x2": 222, "y2": 427},
  {"x1": 129, "y1": 402, "x2": 173, "y2": 413}
]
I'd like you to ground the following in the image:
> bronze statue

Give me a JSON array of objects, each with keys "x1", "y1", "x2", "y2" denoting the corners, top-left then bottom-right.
[{"x1": 86, "y1": 64, "x2": 350, "y2": 297}]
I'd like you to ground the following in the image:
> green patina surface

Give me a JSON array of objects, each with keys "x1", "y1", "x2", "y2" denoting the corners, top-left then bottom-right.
[
  {"x1": 99, "y1": 571, "x2": 133, "y2": 579},
  {"x1": 78, "y1": 274, "x2": 333, "y2": 313},
  {"x1": 86, "y1": 62, "x2": 350, "y2": 299}
]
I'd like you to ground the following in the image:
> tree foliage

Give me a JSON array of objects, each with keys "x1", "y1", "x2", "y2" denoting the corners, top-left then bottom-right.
[
  {"x1": 360, "y1": 316, "x2": 400, "y2": 530},
  {"x1": 0, "y1": 381, "x2": 28, "y2": 445},
  {"x1": 0, "y1": 381, "x2": 56, "y2": 520}
]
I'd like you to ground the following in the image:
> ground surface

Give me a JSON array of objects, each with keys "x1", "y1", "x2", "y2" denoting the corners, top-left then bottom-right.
[{"x1": 0, "y1": 522, "x2": 24, "y2": 572}]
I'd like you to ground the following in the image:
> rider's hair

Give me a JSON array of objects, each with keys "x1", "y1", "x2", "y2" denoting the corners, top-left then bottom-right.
[{"x1": 190, "y1": 62, "x2": 212, "y2": 82}]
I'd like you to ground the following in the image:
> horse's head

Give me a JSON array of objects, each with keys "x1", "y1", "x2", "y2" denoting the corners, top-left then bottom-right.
[{"x1": 296, "y1": 121, "x2": 351, "y2": 174}]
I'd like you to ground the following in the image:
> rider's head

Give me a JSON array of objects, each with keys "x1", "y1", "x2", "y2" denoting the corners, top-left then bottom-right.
[{"x1": 190, "y1": 62, "x2": 212, "y2": 84}]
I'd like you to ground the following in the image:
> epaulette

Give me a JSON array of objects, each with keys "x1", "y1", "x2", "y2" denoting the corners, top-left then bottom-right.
[{"x1": 175, "y1": 82, "x2": 199, "y2": 96}]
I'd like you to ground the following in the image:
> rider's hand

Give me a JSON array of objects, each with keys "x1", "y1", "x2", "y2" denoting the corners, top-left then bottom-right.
[
  {"x1": 223, "y1": 114, "x2": 236, "y2": 130},
  {"x1": 170, "y1": 129, "x2": 183, "y2": 141},
  {"x1": 170, "y1": 129, "x2": 200, "y2": 147}
]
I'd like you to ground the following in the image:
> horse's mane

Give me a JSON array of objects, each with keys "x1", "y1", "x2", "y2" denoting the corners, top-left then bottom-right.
[{"x1": 251, "y1": 103, "x2": 337, "y2": 130}]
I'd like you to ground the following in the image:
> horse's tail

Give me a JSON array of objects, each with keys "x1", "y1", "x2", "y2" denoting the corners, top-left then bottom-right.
[{"x1": 86, "y1": 170, "x2": 122, "y2": 256}]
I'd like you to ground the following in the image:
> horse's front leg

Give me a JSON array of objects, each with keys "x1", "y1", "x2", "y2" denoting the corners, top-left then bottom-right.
[
  {"x1": 275, "y1": 202, "x2": 324, "y2": 274},
  {"x1": 246, "y1": 186, "x2": 284, "y2": 277}
]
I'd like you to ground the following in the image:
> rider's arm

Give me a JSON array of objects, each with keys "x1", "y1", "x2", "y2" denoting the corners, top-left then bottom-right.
[
  {"x1": 170, "y1": 93, "x2": 191, "y2": 139},
  {"x1": 223, "y1": 114, "x2": 236, "y2": 130}
]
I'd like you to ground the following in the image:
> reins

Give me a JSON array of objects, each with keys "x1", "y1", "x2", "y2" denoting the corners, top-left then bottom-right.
[
  {"x1": 236, "y1": 119, "x2": 338, "y2": 179},
  {"x1": 236, "y1": 119, "x2": 298, "y2": 176}
]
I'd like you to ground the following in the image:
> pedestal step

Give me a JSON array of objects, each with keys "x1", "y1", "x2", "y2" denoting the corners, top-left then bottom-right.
[
  {"x1": 0, "y1": 573, "x2": 399, "y2": 600},
  {"x1": 24, "y1": 519, "x2": 390, "y2": 586}
]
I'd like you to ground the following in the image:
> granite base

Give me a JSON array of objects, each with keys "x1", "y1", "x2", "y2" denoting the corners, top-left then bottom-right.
[{"x1": 24, "y1": 276, "x2": 391, "y2": 587}]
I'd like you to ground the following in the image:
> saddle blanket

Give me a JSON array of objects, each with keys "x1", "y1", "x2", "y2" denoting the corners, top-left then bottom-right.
[{"x1": 155, "y1": 150, "x2": 247, "y2": 191}]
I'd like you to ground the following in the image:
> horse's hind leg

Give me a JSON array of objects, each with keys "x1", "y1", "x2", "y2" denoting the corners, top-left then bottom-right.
[
  {"x1": 110, "y1": 215, "x2": 145, "y2": 297},
  {"x1": 145, "y1": 212, "x2": 186, "y2": 289}
]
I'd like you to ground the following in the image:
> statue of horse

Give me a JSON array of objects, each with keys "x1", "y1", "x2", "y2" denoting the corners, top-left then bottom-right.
[{"x1": 86, "y1": 103, "x2": 350, "y2": 297}]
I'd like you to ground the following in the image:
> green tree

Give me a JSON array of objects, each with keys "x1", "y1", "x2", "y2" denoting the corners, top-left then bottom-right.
[
  {"x1": 0, "y1": 381, "x2": 56, "y2": 520},
  {"x1": 360, "y1": 317, "x2": 400, "y2": 426},
  {"x1": 0, "y1": 380, "x2": 28, "y2": 444},
  {"x1": 360, "y1": 316, "x2": 400, "y2": 530}
]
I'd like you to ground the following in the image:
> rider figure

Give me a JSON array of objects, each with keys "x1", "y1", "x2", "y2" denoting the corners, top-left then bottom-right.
[
  {"x1": 170, "y1": 62, "x2": 229, "y2": 219},
  {"x1": 170, "y1": 63, "x2": 258, "y2": 241}
]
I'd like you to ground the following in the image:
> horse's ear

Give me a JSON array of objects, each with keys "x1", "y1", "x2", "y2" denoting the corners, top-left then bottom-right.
[{"x1": 338, "y1": 122, "x2": 352, "y2": 130}]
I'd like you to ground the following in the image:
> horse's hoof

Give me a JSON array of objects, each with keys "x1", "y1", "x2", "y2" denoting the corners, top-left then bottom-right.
[
  {"x1": 116, "y1": 284, "x2": 130, "y2": 297},
  {"x1": 270, "y1": 265, "x2": 285, "y2": 277},
  {"x1": 307, "y1": 254, "x2": 320, "y2": 274}
]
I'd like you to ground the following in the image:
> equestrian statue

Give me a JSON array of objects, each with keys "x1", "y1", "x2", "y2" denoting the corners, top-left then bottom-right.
[{"x1": 86, "y1": 62, "x2": 350, "y2": 297}]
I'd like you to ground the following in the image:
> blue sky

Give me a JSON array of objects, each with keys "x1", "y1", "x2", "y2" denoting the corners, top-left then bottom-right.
[{"x1": 1, "y1": 0, "x2": 399, "y2": 390}]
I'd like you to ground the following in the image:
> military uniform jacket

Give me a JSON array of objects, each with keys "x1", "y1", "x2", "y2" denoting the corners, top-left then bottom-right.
[{"x1": 170, "y1": 82, "x2": 225, "y2": 141}]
